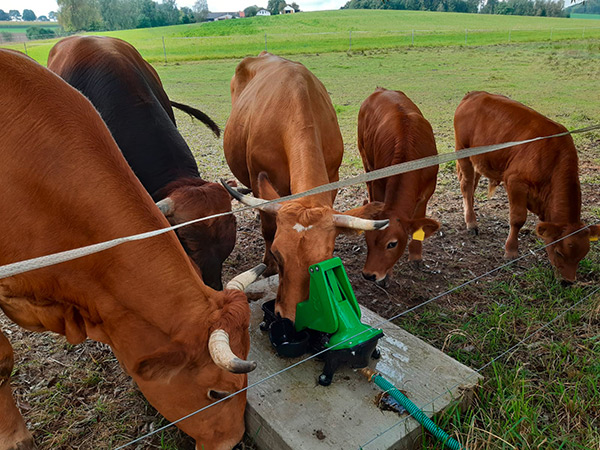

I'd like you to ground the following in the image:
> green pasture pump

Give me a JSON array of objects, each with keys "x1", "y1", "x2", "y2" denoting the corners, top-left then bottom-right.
[{"x1": 295, "y1": 257, "x2": 384, "y2": 385}]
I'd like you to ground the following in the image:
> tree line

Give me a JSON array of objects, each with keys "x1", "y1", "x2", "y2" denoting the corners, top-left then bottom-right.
[
  {"x1": 55, "y1": 0, "x2": 211, "y2": 32},
  {"x1": 342, "y1": 0, "x2": 568, "y2": 17},
  {"x1": 0, "y1": 9, "x2": 56, "y2": 21}
]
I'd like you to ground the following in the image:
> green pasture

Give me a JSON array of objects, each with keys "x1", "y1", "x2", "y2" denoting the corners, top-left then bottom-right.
[
  {"x1": 571, "y1": 13, "x2": 600, "y2": 19},
  {"x1": 0, "y1": 21, "x2": 61, "y2": 33},
  {"x1": 3, "y1": 10, "x2": 600, "y2": 64}
]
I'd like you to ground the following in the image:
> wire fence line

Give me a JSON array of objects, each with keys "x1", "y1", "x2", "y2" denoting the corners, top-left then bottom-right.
[
  {"x1": 112, "y1": 221, "x2": 600, "y2": 449},
  {"x1": 10, "y1": 25, "x2": 600, "y2": 63}
]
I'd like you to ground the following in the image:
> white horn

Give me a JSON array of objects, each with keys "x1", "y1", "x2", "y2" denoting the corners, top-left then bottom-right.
[
  {"x1": 156, "y1": 197, "x2": 175, "y2": 216},
  {"x1": 220, "y1": 179, "x2": 281, "y2": 214},
  {"x1": 209, "y1": 329, "x2": 257, "y2": 373},
  {"x1": 226, "y1": 263, "x2": 267, "y2": 291},
  {"x1": 333, "y1": 214, "x2": 389, "y2": 231}
]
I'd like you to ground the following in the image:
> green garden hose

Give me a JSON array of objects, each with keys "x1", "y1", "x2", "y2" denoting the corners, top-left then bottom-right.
[{"x1": 361, "y1": 368, "x2": 464, "y2": 450}]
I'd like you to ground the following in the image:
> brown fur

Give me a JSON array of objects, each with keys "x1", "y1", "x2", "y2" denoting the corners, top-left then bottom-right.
[
  {"x1": 223, "y1": 53, "x2": 377, "y2": 321},
  {"x1": 0, "y1": 49, "x2": 250, "y2": 450},
  {"x1": 454, "y1": 91, "x2": 599, "y2": 281},
  {"x1": 358, "y1": 88, "x2": 440, "y2": 285}
]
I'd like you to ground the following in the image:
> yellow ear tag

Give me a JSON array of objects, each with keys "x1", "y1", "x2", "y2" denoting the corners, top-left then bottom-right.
[
  {"x1": 412, "y1": 228, "x2": 425, "y2": 241},
  {"x1": 590, "y1": 236, "x2": 598, "y2": 242}
]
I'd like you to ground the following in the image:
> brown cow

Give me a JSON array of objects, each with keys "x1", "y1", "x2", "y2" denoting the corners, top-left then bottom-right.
[
  {"x1": 222, "y1": 52, "x2": 388, "y2": 321},
  {"x1": 454, "y1": 91, "x2": 599, "y2": 282},
  {"x1": 358, "y1": 88, "x2": 440, "y2": 287},
  {"x1": 0, "y1": 49, "x2": 261, "y2": 450},
  {"x1": 47, "y1": 36, "x2": 235, "y2": 291}
]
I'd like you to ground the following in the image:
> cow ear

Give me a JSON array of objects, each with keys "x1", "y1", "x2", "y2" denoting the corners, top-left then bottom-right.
[
  {"x1": 133, "y1": 344, "x2": 189, "y2": 382},
  {"x1": 536, "y1": 222, "x2": 563, "y2": 240},
  {"x1": 406, "y1": 218, "x2": 440, "y2": 239},
  {"x1": 257, "y1": 172, "x2": 280, "y2": 201}
]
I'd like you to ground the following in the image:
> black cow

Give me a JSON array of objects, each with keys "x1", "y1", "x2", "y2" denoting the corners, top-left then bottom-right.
[{"x1": 48, "y1": 35, "x2": 235, "y2": 290}]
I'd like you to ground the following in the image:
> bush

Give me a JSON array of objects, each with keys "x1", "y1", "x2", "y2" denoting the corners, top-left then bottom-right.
[
  {"x1": 26, "y1": 26, "x2": 56, "y2": 40},
  {"x1": 1, "y1": 31, "x2": 14, "y2": 42}
]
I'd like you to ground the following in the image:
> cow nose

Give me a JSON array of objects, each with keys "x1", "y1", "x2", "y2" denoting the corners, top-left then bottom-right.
[{"x1": 362, "y1": 272, "x2": 377, "y2": 282}]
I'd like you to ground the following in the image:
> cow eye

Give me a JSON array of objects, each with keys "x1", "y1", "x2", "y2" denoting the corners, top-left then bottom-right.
[
  {"x1": 208, "y1": 389, "x2": 231, "y2": 401},
  {"x1": 387, "y1": 241, "x2": 398, "y2": 249}
]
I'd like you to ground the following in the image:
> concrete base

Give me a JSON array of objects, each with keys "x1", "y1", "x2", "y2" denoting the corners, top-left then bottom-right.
[{"x1": 244, "y1": 276, "x2": 482, "y2": 450}]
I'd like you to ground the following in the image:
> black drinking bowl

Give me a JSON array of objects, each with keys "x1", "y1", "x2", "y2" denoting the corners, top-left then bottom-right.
[
  {"x1": 268, "y1": 318, "x2": 310, "y2": 358},
  {"x1": 260, "y1": 299, "x2": 277, "y2": 331}
]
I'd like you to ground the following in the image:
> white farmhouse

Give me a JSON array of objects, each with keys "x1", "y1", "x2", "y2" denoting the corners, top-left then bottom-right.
[{"x1": 257, "y1": 9, "x2": 271, "y2": 16}]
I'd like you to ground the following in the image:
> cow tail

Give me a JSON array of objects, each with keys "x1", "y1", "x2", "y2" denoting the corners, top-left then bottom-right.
[{"x1": 170, "y1": 100, "x2": 221, "y2": 138}]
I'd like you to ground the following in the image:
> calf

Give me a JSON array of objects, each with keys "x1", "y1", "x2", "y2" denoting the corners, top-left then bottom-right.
[
  {"x1": 358, "y1": 88, "x2": 440, "y2": 287},
  {"x1": 454, "y1": 91, "x2": 599, "y2": 282}
]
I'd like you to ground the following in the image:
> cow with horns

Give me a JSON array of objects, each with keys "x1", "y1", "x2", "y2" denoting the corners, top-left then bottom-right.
[
  {"x1": 222, "y1": 52, "x2": 389, "y2": 322},
  {"x1": 0, "y1": 49, "x2": 262, "y2": 450},
  {"x1": 454, "y1": 91, "x2": 599, "y2": 282},
  {"x1": 358, "y1": 87, "x2": 440, "y2": 287},
  {"x1": 47, "y1": 35, "x2": 236, "y2": 291}
]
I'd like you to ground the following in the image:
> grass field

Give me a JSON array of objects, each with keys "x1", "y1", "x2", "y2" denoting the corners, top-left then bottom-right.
[
  {"x1": 1, "y1": 11, "x2": 600, "y2": 450},
  {"x1": 3, "y1": 10, "x2": 600, "y2": 63}
]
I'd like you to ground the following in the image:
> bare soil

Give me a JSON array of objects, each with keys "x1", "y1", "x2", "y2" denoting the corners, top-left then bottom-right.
[{"x1": 1, "y1": 143, "x2": 598, "y2": 449}]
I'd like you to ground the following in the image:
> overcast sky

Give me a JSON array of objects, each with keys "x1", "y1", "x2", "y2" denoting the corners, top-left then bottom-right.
[{"x1": 0, "y1": 0, "x2": 347, "y2": 16}]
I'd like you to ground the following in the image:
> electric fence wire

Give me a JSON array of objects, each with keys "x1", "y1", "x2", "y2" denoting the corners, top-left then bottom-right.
[
  {"x1": 113, "y1": 221, "x2": 599, "y2": 449},
  {"x1": 359, "y1": 284, "x2": 600, "y2": 449}
]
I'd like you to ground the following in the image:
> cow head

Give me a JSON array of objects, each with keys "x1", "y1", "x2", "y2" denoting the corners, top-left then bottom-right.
[
  {"x1": 223, "y1": 173, "x2": 389, "y2": 322},
  {"x1": 362, "y1": 212, "x2": 440, "y2": 287},
  {"x1": 129, "y1": 266, "x2": 263, "y2": 450},
  {"x1": 536, "y1": 222, "x2": 600, "y2": 283},
  {"x1": 156, "y1": 178, "x2": 236, "y2": 290}
]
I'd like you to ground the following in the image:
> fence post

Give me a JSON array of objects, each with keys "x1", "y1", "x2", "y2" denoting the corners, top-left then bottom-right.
[
  {"x1": 465, "y1": 29, "x2": 468, "y2": 45},
  {"x1": 264, "y1": 33, "x2": 267, "y2": 51},
  {"x1": 411, "y1": 29, "x2": 414, "y2": 46},
  {"x1": 349, "y1": 30, "x2": 352, "y2": 51},
  {"x1": 24, "y1": 42, "x2": 27, "y2": 56},
  {"x1": 508, "y1": 29, "x2": 511, "y2": 42},
  {"x1": 550, "y1": 28, "x2": 553, "y2": 40},
  {"x1": 582, "y1": 27, "x2": 585, "y2": 38},
  {"x1": 162, "y1": 36, "x2": 167, "y2": 63}
]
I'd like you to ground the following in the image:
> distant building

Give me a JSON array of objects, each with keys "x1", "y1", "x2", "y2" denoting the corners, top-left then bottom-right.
[
  {"x1": 281, "y1": 5, "x2": 295, "y2": 13},
  {"x1": 206, "y1": 12, "x2": 239, "y2": 21},
  {"x1": 257, "y1": 9, "x2": 271, "y2": 16}
]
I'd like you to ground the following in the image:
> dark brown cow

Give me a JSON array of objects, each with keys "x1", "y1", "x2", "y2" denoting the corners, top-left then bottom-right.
[
  {"x1": 47, "y1": 35, "x2": 235, "y2": 291},
  {"x1": 223, "y1": 52, "x2": 388, "y2": 321},
  {"x1": 454, "y1": 91, "x2": 599, "y2": 282},
  {"x1": 358, "y1": 88, "x2": 440, "y2": 287},
  {"x1": 0, "y1": 49, "x2": 260, "y2": 450}
]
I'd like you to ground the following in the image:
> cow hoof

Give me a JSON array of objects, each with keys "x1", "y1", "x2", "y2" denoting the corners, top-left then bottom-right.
[
  {"x1": 560, "y1": 279, "x2": 574, "y2": 288},
  {"x1": 410, "y1": 259, "x2": 423, "y2": 269},
  {"x1": 503, "y1": 251, "x2": 518, "y2": 260},
  {"x1": 468, "y1": 227, "x2": 479, "y2": 236}
]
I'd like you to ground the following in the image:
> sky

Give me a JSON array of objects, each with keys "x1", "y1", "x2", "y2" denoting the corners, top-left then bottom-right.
[{"x1": 0, "y1": 0, "x2": 347, "y2": 16}]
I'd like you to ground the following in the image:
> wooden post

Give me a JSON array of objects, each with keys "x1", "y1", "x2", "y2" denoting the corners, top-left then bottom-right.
[
  {"x1": 508, "y1": 29, "x2": 511, "y2": 42},
  {"x1": 24, "y1": 42, "x2": 27, "y2": 56},
  {"x1": 550, "y1": 28, "x2": 553, "y2": 40},
  {"x1": 349, "y1": 30, "x2": 352, "y2": 51},
  {"x1": 411, "y1": 29, "x2": 414, "y2": 46},
  {"x1": 465, "y1": 29, "x2": 468, "y2": 45},
  {"x1": 264, "y1": 33, "x2": 267, "y2": 51},
  {"x1": 162, "y1": 36, "x2": 167, "y2": 63}
]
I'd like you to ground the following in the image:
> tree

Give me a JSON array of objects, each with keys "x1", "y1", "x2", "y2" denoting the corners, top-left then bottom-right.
[
  {"x1": 99, "y1": 0, "x2": 140, "y2": 30},
  {"x1": 244, "y1": 5, "x2": 260, "y2": 16},
  {"x1": 158, "y1": 0, "x2": 180, "y2": 25},
  {"x1": 180, "y1": 6, "x2": 196, "y2": 22},
  {"x1": 57, "y1": 0, "x2": 103, "y2": 31},
  {"x1": 22, "y1": 9, "x2": 37, "y2": 21},
  {"x1": 0, "y1": 9, "x2": 10, "y2": 21},
  {"x1": 49, "y1": 11, "x2": 57, "y2": 20},
  {"x1": 193, "y1": 0, "x2": 209, "y2": 21},
  {"x1": 26, "y1": 26, "x2": 56, "y2": 39},
  {"x1": 8, "y1": 10, "x2": 21, "y2": 20},
  {"x1": 267, "y1": 0, "x2": 287, "y2": 14},
  {"x1": 290, "y1": 2, "x2": 300, "y2": 11}
]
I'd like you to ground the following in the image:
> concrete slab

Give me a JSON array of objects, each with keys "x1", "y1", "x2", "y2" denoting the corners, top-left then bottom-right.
[{"x1": 244, "y1": 276, "x2": 482, "y2": 450}]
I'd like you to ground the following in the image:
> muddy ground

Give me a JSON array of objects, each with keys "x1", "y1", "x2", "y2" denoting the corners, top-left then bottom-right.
[{"x1": 1, "y1": 137, "x2": 598, "y2": 449}]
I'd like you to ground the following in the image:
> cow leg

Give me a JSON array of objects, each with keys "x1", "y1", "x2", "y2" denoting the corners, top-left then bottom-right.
[
  {"x1": 457, "y1": 158, "x2": 479, "y2": 234},
  {"x1": 0, "y1": 330, "x2": 35, "y2": 450},
  {"x1": 259, "y1": 210, "x2": 278, "y2": 276},
  {"x1": 504, "y1": 178, "x2": 528, "y2": 259}
]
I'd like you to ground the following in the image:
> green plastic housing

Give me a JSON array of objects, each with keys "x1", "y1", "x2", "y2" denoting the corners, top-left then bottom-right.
[{"x1": 295, "y1": 257, "x2": 383, "y2": 350}]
